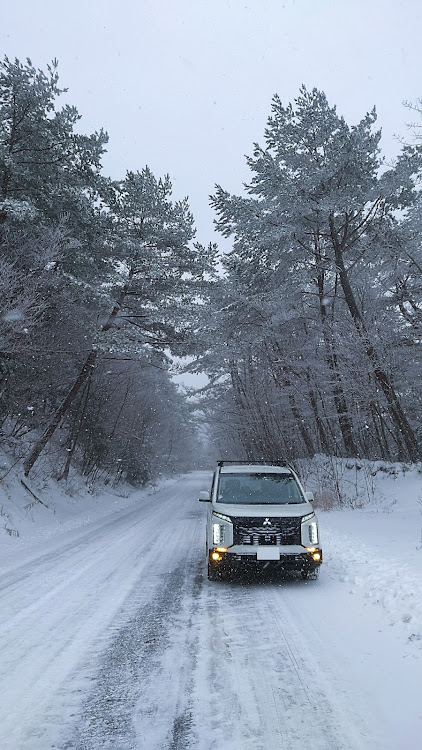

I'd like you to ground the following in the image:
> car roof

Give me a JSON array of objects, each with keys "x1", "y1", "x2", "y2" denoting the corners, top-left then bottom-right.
[{"x1": 219, "y1": 464, "x2": 292, "y2": 474}]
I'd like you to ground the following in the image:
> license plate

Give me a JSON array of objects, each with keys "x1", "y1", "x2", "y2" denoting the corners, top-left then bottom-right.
[{"x1": 256, "y1": 547, "x2": 280, "y2": 561}]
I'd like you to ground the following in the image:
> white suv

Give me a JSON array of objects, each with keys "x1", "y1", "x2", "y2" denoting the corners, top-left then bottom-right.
[{"x1": 199, "y1": 461, "x2": 322, "y2": 581}]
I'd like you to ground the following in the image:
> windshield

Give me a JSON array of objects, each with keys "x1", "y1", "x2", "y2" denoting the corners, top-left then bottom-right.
[{"x1": 217, "y1": 472, "x2": 305, "y2": 505}]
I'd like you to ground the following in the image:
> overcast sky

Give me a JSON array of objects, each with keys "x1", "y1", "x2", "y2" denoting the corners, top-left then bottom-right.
[{"x1": 2, "y1": 0, "x2": 422, "y2": 249}]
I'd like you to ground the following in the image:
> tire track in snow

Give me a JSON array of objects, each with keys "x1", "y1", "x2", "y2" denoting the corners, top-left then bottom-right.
[
  {"x1": 0, "y1": 474, "x2": 206, "y2": 750},
  {"x1": 60, "y1": 559, "x2": 204, "y2": 750},
  {"x1": 61, "y1": 563, "x2": 187, "y2": 749},
  {"x1": 54, "y1": 484, "x2": 204, "y2": 750},
  {"x1": 189, "y1": 573, "x2": 385, "y2": 750}
]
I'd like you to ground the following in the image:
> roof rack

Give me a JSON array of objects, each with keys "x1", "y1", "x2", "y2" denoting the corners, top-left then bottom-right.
[{"x1": 217, "y1": 460, "x2": 289, "y2": 467}]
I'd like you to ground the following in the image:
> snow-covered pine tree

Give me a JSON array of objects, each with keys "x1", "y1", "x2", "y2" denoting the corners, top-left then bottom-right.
[
  {"x1": 0, "y1": 56, "x2": 107, "y2": 238},
  {"x1": 210, "y1": 87, "x2": 422, "y2": 461},
  {"x1": 23, "y1": 168, "x2": 215, "y2": 475}
]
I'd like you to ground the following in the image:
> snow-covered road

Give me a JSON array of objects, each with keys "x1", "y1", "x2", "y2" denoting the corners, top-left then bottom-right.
[{"x1": 0, "y1": 472, "x2": 421, "y2": 749}]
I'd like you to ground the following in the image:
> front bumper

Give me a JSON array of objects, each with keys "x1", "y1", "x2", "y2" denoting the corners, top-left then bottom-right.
[{"x1": 209, "y1": 546, "x2": 323, "y2": 573}]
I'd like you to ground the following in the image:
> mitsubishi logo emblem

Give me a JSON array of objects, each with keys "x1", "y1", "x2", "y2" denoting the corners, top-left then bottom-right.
[{"x1": 263, "y1": 518, "x2": 271, "y2": 526}]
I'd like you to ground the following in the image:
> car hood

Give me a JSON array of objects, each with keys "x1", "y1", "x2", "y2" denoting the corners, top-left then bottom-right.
[{"x1": 211, "y1": 502, "x2": 314, "y2": 518}]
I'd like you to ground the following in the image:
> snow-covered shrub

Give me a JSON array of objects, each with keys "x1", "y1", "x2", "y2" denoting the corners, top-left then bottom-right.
[{"x1": 298, "y1": 455, "x2": 393, "y2": 509}]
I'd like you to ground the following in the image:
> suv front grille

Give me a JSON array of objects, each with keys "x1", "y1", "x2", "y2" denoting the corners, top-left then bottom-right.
[{"x1": 232, "y1": 517, "x2": 301, "y2": 546}]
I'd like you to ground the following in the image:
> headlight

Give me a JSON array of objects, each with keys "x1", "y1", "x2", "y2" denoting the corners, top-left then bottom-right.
[
  {"x1": 308, "y1": 522, "x2": 318, "y2": 544},
  {"x1": 212, "y1": 513, "x2": 232, "y2": 546},
  {"x1": 213, "y1": 523, "x2": 225, "y2": 545},
  {"x1": 213, "y1": 511, "x2": 232, "y2": 523},
  {"x1": 301, "y1": 512, "x2": 315, "y2": 523}
]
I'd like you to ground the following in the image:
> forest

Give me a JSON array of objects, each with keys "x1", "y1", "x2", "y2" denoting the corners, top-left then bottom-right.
[{"x1": 1, "y1": 56, "x2": 422, "y2": 485}]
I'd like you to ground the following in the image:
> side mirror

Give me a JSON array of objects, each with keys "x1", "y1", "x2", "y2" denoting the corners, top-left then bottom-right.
[
  {"x1": 198, "y1": 490, "x2": 211, "y2": 502},
  {"x1": 305, "y1": 491, "x2": 314, "y2": 503}
]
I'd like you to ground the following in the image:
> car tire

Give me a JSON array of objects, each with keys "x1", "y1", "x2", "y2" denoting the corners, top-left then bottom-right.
[{"x1": 207, "y1": 561, "x2": 222, "y2": 581}]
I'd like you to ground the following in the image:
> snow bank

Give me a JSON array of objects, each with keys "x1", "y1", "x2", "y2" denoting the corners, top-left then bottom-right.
[
  {"x1": 302, "y1": 457, "x2": 422, "y2": 649},
  {"x1": 0, "y1": 450, "x2": 180, "y2": 569}
]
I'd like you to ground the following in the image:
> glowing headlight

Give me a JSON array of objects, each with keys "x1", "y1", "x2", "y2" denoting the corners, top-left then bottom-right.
[
  {"x1": 213, "y1": 511, "x2": 232, "y2": 523},
  {"x1": 301, "y1": 512, "x2": 315, "y2": 523},
  {"x1": 213, "y1": 523, "x2": 225, "y2": 545},
  {"x1": 212, "y1": 513, "x2": 232, "y2": 547},
  {"x1": 309, "y1": 522, "x2": 318, "y2": 544}
]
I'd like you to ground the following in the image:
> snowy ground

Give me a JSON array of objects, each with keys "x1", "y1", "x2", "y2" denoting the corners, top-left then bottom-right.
[{"x1": 0, "y1": 462, "x2": 421, "y2": 749}]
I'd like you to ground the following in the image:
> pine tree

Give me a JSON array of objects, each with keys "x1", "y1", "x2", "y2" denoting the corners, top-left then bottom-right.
[
  {"x1": 0, "y1": 56, "x2": 108, "y2": 247},
  {"x1": 210, "y1": 87, "x2": 422, "y2": 461},
  {"x1": 23, "y1": 168, "x2": 215, "y2": 475}
]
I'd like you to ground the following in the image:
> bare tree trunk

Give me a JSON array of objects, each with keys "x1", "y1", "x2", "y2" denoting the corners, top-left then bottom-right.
[
  {"x1": 268, "y1": 343, "x2": 315, "y2": 457},
  {"x1": 316, "y1": 267, "x2": 358, "y2": 456},
  {"x1": 229, "y1": 359, "x2": 279, "y2": 460},
  {"x1": 369, "y1": 401, "x2": 391, "y2": 461},
  {"x1": 229, "y1": 361, "x2": 257, "y2": 458},
  {"x1": 327, "y1": 347, "x2": 357, "y2": 455},
  {"x1": 307, "y1": 378, "x2": 331, "y2": 453},
  {"x1": 246, "y1": 354, "x2": 284, "y2": 459},
  {"x1": 23, "y1": 350, "x2": 97, "y2": 476},
  {"x1": 58, "y1": 378, "x2": 92, "y2": 480}
]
